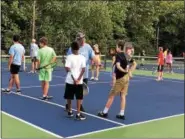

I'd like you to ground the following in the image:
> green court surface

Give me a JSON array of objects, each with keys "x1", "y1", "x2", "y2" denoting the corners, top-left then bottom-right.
[
  {"x1": 80, "y1": 115, "x2": 184, "y2": 138},
  {"x1": 1, "y1": 112, "x2": 57, "y2": 138},
  {"x1": 1, "y1": 112, "x2": 184, "y2": 138}
]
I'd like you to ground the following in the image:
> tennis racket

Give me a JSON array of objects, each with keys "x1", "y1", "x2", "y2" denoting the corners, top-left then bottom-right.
[
  {"x1": 70, "y1": 71, "x2": 89, "y2": 96},
  {"x1": 36, "y1": 62, "x2": 57, "y2": 71}
]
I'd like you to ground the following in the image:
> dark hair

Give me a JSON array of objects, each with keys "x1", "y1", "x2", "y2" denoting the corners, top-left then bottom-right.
[
  {"x1": 13, "y1": 35, "x2": 20, "y2": 42},
  {"x1": 71, "y1": 41, "x2": 79, "y2": 51},
  {"x1": 167, "y1": 50, "x2": 171, "y2": 54},
  {"x1": 39, "y1": 37, "x2": 48, "y2": 45},
  {"x1": 117, "y1": 40, "x2": 125, "y2": 50}
]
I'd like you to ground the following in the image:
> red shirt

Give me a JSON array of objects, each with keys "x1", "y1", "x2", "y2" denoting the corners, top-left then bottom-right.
[{"x1": 158, "y1": 51, "x2": 164, "y2": 65}]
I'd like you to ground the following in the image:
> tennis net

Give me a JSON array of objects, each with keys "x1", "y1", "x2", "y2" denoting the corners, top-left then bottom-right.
[
  {"x1": 105, "y1": 55, "x2": 184, "y2": 74},
  {"x1": 1, "y1": 55, "x2": 107, "y2": 72}
]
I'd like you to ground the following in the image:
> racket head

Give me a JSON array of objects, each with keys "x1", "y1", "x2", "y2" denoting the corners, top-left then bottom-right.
[{"x1": 83, "y1": 82, "x2": 89, "y2": 96}]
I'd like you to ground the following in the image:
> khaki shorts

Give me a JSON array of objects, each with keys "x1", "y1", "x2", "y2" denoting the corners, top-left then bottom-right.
[{"x1": 109, "y1": 74, "x2": 129, "y2": 96}]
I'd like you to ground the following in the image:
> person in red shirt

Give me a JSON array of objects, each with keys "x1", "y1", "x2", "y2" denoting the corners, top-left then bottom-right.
[{"x1": 156, "y1": 47, "x2": 164, "y2": 81}]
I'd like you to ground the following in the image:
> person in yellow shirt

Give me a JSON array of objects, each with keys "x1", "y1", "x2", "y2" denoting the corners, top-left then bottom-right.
[{"x1": 163, "y1": 47, "x2": 168, "y2": 65}]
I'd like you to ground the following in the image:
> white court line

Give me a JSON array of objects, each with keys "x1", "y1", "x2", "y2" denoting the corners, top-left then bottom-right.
[
  {"x1": 67, "y1": 113, "x2": 184, "y2": 138},
  {"x1": 4, "y1": 91, "x2": 124, "y2": 126},
  {"x1": 19, "y1": 84, "x2": 65, "y2": 89},
  {"x1": 1, "y1": 111, "x2": 63, "y2": 138},
  {"x1": 15, "y1": 79, "x2": 146, "y2": 89}
]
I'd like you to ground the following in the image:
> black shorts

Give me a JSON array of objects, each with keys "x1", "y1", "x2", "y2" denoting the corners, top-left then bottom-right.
[
  {"x1": 31, "y1": 57, "x2": 37, "y2": 62},
  {"x1": 64, "y1": 83, "x2": 83, "y2": 100},
  {"x1": 157, "y1": 65, "x2": 164, "y2": 72},
  {"x1": 10, "y1": 64, "x2": 20, "y2": 74},
  {"x1": 83, "y1": 78, "x2": 88, "y2": 85}
]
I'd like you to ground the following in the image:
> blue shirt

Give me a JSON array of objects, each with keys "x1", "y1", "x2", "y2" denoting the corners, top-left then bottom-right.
[
  {"x1": 9, "y1": 43, "x2": 25, "y2": 65},
  {"x1": 67, "y1": 43, "x2": 95, "y2": 79},
  {"x1": 30, "y1": 43, "x2": 39, "y2": 57}
]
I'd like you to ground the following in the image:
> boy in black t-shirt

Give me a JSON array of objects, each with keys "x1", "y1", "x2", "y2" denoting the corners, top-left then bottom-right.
[{"x1": 98, "y1": 41, "x2": 137, "y2": 120}]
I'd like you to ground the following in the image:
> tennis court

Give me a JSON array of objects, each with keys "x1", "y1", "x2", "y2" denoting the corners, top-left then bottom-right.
[{"x1": 1, "y1": 56, "x2": 184, "y2": 138}]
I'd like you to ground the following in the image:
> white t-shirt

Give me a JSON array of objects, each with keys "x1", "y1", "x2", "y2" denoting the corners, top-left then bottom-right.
[
  {"x1": 30, "y1": 43, "x2": 39, "y2": 57},
  {"x1": 65, "y1": 54, "x2": 86, "y2": 84}
]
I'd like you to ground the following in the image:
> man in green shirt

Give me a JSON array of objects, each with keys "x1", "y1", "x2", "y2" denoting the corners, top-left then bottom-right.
[{"x1": 37, "y1": 37, "x2": 56, "y2": 100}]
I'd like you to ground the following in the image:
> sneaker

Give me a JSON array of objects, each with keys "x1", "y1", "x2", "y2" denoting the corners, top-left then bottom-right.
[
  {"x1": 68, "y1": 111, "x2": 74, "y2": 118},
  {"x1": 156, "y1": 78, "x2": 161, "y2": 81},
  {"x1": 40, "y1": 96, "x2": 48, "y2": 101},
  {"x1": 28, "y1": 71, "x2": 34, "y2": 73},
  {"x1": 94, "y1": 77, "x2": 99, "y2": 81},
  {"x1": 46, "y1": 96, "x2": 53, "y2": 99},
  {"x1": 90, "y1": 77, "x2": 94, "y2": 80},
  {"x1": 76, "y1": 113, "x2": 86, "y2": 120},
  {"x1": 2, "y1": 88, "x2": 11, "y2": 94},
  {"x1": 116, "y1": 114, "x2": 125, "y2": 120},
  {"x1": 80, "y1": 105, "x2": 85, "y2": 112},
  {"x1": 16, "y1": 90, "x2": 21, "y2": 94},
  {"x1": 97, "y1": 111, "x2": 108, "y2": 118}
]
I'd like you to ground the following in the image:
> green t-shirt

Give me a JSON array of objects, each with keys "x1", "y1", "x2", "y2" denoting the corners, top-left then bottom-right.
[{"x1": 37, "y1": 46, "x2": 56, "y2": 70}]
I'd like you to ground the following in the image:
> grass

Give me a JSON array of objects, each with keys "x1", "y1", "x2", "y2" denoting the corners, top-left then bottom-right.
[
  {"x1": 80, "y1": 115, "x2": 184, "y2": 138},
  {"x1": 1, "y1": 113, "x2": 57, "y2": 138}
]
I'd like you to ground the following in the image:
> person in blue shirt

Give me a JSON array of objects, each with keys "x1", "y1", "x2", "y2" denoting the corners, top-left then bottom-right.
[
  {"x1": 2, "y1": 35, "x2": 25, "y2": 93},
  {"x1": 65, "y1": 32, "x2": 98, "y2": 112}
]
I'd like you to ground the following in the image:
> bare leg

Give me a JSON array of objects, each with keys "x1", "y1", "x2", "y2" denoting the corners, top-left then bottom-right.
[
  {"x1": 43, "y1": 81, "x2": 49, "y2": 96},
  {"x1": 95, "y1": 65, "x2": 100, "y2": 79},
  {"x1": 14, "y1": 74, "x2": 20, "y2": 90},
  {"x1": 8, "y1": 74, "x2": 15, "y2": 90},
  {"x1": 67, "y1": 99, "x2": 72, "y2": 112},
  {"x1": 77, "y1": 99, "x2": 82, "y2": 113},
  {"x1": 91, "y1": 65, "x2": 95, "y2": 79}
]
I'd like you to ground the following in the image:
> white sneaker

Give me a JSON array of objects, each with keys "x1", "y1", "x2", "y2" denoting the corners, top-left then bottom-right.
[
  {"x1": 90, "y1": 77, "x2": 94, "y2": 80},
  {"x1": 29, "y1": 71, "x2": 34, "y2": 73},
  {"x1": 94, "y1": 78, "x2": 99, "y2": 81}
]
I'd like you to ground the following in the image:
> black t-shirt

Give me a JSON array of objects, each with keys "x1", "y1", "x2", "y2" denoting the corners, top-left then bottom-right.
[{"x1": 115, "y1": 52, "x2": 134, "y2": 79}]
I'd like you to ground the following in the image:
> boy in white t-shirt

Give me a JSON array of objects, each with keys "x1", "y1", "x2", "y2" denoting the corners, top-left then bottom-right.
[{"x1": 64, "y1": 41, "x2": 86, "y2": 120}]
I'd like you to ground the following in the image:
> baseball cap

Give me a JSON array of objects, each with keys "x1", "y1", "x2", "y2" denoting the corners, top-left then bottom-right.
[{"x1": 76, "y1": 32, "x2": 85, "y2": 40}]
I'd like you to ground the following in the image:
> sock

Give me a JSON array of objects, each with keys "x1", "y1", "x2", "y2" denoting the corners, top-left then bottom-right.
[
  {"x1": 43, "y1": 95, "x2": 46, "y2": 97},
  {"x1": 77, "y1": 113, "x2": 80, "y2": 116},
  {"x1": 119, "y1": 110, "x2": 124, "y2": 116},
  {"x1": 103, "y1": 107, "x2": 109, "y2": 114}
]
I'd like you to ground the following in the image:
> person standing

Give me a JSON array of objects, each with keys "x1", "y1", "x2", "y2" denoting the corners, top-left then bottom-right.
[
  {"x1": 97, "y1": 40, "x2": 137, "y2": 120},
  {"x1": 156, "y1": 47, "x2": 164, "y2": 81},
  {"x1": 91, "y1": 44, "x2": 101, "y2": 81},
  {"x1": 64, "y1": 41, "x2": 86, "y2": 120},
  {"x1": 37, "y1": 37, "x2": 57, "y2": 100},
  {"x1": 2, "y1": 35, "x2": 25, "y2": 93},
  {"x1": 29, "y1": 39, "x2": 39, "y2": 73},
  {"x1": 65, "y1": 32, "x2": 98, "y2": 112}
]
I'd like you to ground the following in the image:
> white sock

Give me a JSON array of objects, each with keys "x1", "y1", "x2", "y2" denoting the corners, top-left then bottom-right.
[
  {"x1": 119, "y1": 110, "x2": 124, "y2": 116},
  {"x1": 103, "y1": 107, "x2": 109, "y2": 114}
]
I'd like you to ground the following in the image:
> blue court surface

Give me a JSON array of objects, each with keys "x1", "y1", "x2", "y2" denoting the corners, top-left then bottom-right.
[{"x1": 1, "y1": 69, "x2": 184, "y2": 137}]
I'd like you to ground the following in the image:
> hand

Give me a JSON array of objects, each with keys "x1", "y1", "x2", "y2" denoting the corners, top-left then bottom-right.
[{"x1": 75, "y1": 80, "x2": 80, "y2": 85}]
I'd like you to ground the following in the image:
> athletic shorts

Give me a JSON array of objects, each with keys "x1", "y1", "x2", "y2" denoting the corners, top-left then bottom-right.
[
  {"x1": 157, "y1": 65, "x2": 164, "y2": 72},
  {"x1": 64, "y1": 83, "x2": 83, "y2": 100},
  {"x1": 109, "y1": 74, "x2": 129, "y2": 96},
  {"x1": 83, "y1": 78, "x2": 88, "y2": 85},
  {"x1": 31, "y1": 57, "x2": 37, "y2": 62},
  {"x1": 10, "y1": 64, "x2": 20, "y2": 74},
  {"x1": 39, "y1": 69, "x2": 52, "y2": 81}
]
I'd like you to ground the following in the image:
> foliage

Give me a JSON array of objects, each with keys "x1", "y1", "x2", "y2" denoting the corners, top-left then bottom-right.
[{"x1": 1, "y1": 0, "x2": 184, "y2": 56}]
